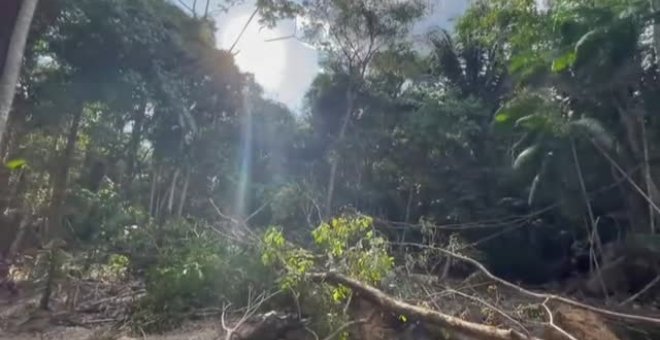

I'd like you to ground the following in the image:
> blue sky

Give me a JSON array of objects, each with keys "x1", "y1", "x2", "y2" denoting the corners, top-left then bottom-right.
[{"x1": 178, "y1": 0, "x2": 471, "y2": 111}]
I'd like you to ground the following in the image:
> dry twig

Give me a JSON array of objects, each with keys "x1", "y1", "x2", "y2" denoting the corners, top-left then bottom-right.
[
  {"x1": 619, "y1": 275, "x2": 660, "y2": 306},
  {"x1": 220, "y1": 288, "x2": 281, "y2": 340},
  {"x1": 542, "y1": 298, "x2": 578, "y2": 340},
  {"x1": 396, "y1": 242, "x2": 660, "y2": 325},
  {"x1": 220, "y1": 289, "x2": 280, "y2": 340},
  {"x1": 309, "y1": 272, "x2": 537, "y2": 340},
  {"x1": 446, "y1": 288, "x2": 530, "y2": 336}
]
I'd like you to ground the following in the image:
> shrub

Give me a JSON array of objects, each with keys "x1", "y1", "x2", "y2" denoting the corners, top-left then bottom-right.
[{"x1": 132, "y1": 219, "x2": 274, "y2": 332}]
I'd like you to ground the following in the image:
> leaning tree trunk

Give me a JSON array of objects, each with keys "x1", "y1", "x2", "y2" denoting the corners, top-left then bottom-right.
[
  {"x1": 0, "y1": 0, "x2": 39, "y2": 144},
  {"x1": 46, "y1": 108, "x2": 82, "y2": 241},
  {"x1": 0, "y1": 1, "x2": 20, "y2": 69}
]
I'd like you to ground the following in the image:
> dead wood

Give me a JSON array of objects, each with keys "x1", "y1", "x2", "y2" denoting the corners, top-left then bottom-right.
[
  {"x1": 309, "y1": 271, "x2": 537, "y2": 340},
  {"x1": 396, "y1": 242, "x2": 660, "y2": 325}
]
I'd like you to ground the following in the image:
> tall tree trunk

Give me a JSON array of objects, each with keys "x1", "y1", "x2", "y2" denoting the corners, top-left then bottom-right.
[
  {"x1": 123, "y1": 102, "x2": 146, "y2": 197},
  {"x1": 177, "y1": 169, "x2": 190, "y2": 218},
  {"x1": 641, "y1": 120, "x2": 656, "y2": 233},
  {"x1": 149, "y1": 165, "x2": 160, "y2": 217},
  {"x1": 0, "y1": 0, "x2": 39, "y2": 144},
  {"x1": 167, "y1": 168, "x2": 180, "y2": 215},
  {"x1": 8, "y1": 212, "x2": 30, "y2": 258},
  {"x1": 46, "y1": 108, "x2": 82, "y2": 241},
  {"x1": 0, "y1": 168, "x2": 27, "y2": 255},
  {"x1": 617, "y1": 106, "x2": 660, "y2": 232},
  {"x1": 0, "y1": 1, "x2": 20, "y2": 69},
  {"x1": 652, "y1": 0, "x2": 660, "y2": 59},
  {"x1": 0, "y1": 96, "x2": 25, "y2": 162},
  {"x1": 325, "y1": 82, "x2": 355, "y2": 217}
]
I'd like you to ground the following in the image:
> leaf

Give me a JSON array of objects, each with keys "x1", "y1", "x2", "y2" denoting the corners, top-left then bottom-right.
[
  {"x1": 513, "y1": 145, "x2": 540, "y2": 170},
  {"x1": 528, "y1": 173, "x2": 541, "y2": 206},
  {"x1": 496, "y1": 93, "x2": 546, "y2": 127},
  {"x1": 515, "y1": 114, "x2": 548, "y2": 130},
  {"x1": 5, "y1": 158, "x2": 27, "y2": 170},
  {"x1": 569, "y1": 117, "x2": 614, "y2": 149},
  {"x1": 574, "y1": 28, "x2": 606, "y2": 66},
  {"x1": 494, "y1": 111, "x2": 510, "y2": 123},
  {"x1": 551, "y1": 51, "x2": 576, "y2": 72}
]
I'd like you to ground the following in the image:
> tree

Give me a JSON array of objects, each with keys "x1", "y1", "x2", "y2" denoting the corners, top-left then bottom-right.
[
  {"x1": 298, "y1": 0, "x2": 424, "y2": 216},
  {"x1": 0, "y1": 0, "x2": 39, "y2": 145}
]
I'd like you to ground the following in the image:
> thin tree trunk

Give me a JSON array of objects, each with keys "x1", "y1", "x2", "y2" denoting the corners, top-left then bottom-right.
[
  {"x1": 0, "y1": 97, "x2": 26, "y2": 213},
  {"x1": 149, "y1": 165, "x2": 159, "y2": 216},
  {"x1": 592, "y1": 139, "x2": 660, "y2": 232},
  {"x1": 0, "y1": 0, "x2": 39, "y2": 144},
  {"x1": 0, "y1": 99, "x2": 22, "y2": 161},
  {"x1": 651, "y1": 0, "x2": 660, "y2": 60},
  {"x1": 571, "y1": 141, "x2": 608, "y2": 299},
  {"x1": 177, "y1": 169, "x2": 190, "y2": 218},
  {"x1": 8, "y1": 213, "x2": 30, "y2": 258},
  {"x1": 325, "y1": 82, "x2": 354, "y2": 217},
  {"x1": 641, "y1": 119, "x2": 656, "y2": 233},
  {"x1": 46, "y1": 108, "x2": 82, "y2": 240},
  {"x1": 404, "y1": 186, "x2": 414, "y2": 223},
  {"x1": 167, "y1": 168, "x2": 180, "y2": 215},
  {"x1": 203, "y1": 0, "x2": 211, "y2": 18},
  {"x1": 0, "y1": 1, "x2": 20, "y2": 70},
  {"x1": 615, "y1": 106, "x2": 660, "y2": 232},
  {"x1": 123, "y1": 101, "x2": 146, "y2": 196},
  {"x1": 39, "y1": 246, "x2": 57, "y2": 310}
]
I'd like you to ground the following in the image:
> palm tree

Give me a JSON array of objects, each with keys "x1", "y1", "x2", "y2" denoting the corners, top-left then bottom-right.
[{"x1": 429, "y1": 29, "x2": 508, "y2": 110}]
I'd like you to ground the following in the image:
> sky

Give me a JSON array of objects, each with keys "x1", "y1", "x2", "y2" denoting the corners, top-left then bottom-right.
[{"x1": 179, "y1": 0, "x2": 471, "y2": 112}]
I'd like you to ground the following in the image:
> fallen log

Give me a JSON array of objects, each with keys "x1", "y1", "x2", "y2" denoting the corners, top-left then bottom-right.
[{"x1": 309, "y1": 272, "x2": 538, "y2": 340}]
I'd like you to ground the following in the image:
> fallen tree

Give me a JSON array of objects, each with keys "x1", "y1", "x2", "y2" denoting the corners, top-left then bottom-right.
[{"x1": 309, "y1": 271, "x2": 536, "y2": 340}]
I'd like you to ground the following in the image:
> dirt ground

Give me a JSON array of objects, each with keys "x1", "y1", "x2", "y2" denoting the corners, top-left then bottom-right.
[{"x1": 0, "y1": 319, "x2": 224, "y2": 340}]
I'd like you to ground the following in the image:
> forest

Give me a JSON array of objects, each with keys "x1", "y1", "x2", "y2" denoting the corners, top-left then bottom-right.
[{"x1": 1, "y1": 0, "x2": 660, "y2": 339}]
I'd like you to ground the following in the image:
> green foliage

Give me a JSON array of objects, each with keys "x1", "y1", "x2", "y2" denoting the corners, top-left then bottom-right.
[
  {"x1": 262, "y1": 215, "x2": 393, "y2": 337},
  {"x1": 262, "y1": 227, "x2": 315, "y2": 289},
  {"x1": 4, "y1": 158, "x2": 27, "y2": 170},
  {"x1": 134, "y1": 220, "x2": 274, "y2": 332},
  {"x1": 67, "y1": 180, "x2": 149, "y2": 246},
  {"x1": 263, "y1": 215, "x2": 393, "y2": 289},
  {"x1": 551, "y1": 51, "x2": 576, "y2": 73}
]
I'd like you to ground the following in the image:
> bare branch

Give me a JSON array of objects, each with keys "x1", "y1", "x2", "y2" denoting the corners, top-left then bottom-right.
[
  {"x1": 229, "y1": 7, "x2": 260, "y2": 54},
  {"x1": 542, "y1": 298, "x2": 578, "y2": 340},
  {"x1": 591, "y1": 139, "x2": 660, "y2": 216},
  {"x1": 396, "y1": 242, "x2": 660, "y2": 325},
  {"x1": 221, "y1": 289, "x2": 282, "y2": 340},
  {"x1": 445, "y1": 288, "x2": 530, "y2": 336},
  {"x1": 619, "y1": 275, "x2": 660, "y2": 306},
  {"x1": 309, "y1": 272, "x2": 537, "y2": 340},
  {"x1": 176, "y1": 0, "x2": 195, "y2": 14}
]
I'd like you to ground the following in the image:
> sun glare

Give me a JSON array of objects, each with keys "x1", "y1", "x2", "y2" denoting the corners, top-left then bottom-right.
[{"x1": 221, "y1": 14, "x2": 287, "y2": 91}]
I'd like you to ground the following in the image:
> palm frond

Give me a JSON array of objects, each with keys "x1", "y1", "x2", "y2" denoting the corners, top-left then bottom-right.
[
  {"x1": 569, "y1": 117, "x2": 615, "y2": 149},
  {"x1": 513, "y1": 144, "x2": 541, "y2": 170}
]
